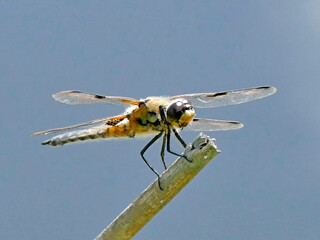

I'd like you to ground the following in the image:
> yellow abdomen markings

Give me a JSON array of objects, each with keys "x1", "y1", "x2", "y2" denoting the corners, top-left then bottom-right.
[{"x1": 42, "y1": 115, "x2": 153, "y2": 146}]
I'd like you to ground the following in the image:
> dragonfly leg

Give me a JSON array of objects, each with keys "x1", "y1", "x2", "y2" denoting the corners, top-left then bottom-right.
[
  {"x1": 166, "y1": 127, "x2": 191, "y2": 162},
  {"x1": 172, "y1": 128, "x2": 188, "y2": 148},
  {"x1": 160, "y1": 133, "x2": 168, "y2": 170},
  {"x1": 159, "y1": 105, "x2": 167, "y2": 123},
  {"x1": 159, "y1": 104, "x2": 191, "y2": 162},
  {"x1": 140, "y1": 131, "x2": 164, "y2": 190}
]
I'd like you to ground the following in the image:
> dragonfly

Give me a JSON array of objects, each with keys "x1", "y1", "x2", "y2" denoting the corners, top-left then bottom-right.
[{"x1": 31, "y1": 86, "x2": 276, "y2": 190}]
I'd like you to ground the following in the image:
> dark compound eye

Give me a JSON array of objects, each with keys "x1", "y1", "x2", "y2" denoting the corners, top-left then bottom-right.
[{"x1": 166, "y1": 99, "x2": 194, "y2": 124}]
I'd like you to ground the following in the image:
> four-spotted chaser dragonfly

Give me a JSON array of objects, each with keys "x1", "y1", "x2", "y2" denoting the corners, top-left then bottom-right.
[{"x1": 32, "y1": 86, "x2": 276, "y2": 189}]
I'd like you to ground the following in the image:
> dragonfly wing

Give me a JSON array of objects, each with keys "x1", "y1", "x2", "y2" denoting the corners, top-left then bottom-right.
[
  {"x1": 53, "y1": 90, "x2": 141, "y2": 106},
  {"x1": 183, "y1": 118, "x2": 244, "y2": 131},
  {"x1": 170, "y1": 86, "x2": 276, "y2": 108},
  {"x1": 30, "y1": 115, "x2": 127, "y2": 136}
]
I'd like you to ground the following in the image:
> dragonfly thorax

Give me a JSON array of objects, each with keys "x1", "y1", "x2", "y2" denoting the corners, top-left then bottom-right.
[{"x1": 166, "y1": 99, "x2": 195, "y2": 128}]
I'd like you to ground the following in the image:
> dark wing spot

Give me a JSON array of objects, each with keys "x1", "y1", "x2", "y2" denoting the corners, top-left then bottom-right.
[
  {"x1": 256, "y1": 86, "x2": 270, "y2": 90},
  {"x1": 206, "y1": 92, "x2": 228, "y2": 97},
  {"x1": 106, "y1": 118, "x2": 124, "y2": 126},
  {"x1": 94, "y1": 95, "x2": 106, "y2": 99}
]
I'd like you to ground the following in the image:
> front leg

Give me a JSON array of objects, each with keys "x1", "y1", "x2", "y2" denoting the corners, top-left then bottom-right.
[
  {"x1": 172, "y1": 127, "x2": 187, "y2": 148},
  {"x1": 166, "y1": 126, "x2": 192, "y2": 162},
  {"x1": 158, "y1": 104, "x2": 191, "y2": 162}
]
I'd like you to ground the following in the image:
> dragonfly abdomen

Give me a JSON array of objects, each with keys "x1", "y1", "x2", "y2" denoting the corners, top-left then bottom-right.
[{"x1": 42, "y1": 124, "x2": 134, "y2": 146}]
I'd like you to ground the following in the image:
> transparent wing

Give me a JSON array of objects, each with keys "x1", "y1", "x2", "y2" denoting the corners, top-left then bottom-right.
[
  {"x1": 53, "y1": 90, "x2": 141, "y2": 106},
  {"x1": 30, "y1": 115, "x2": 127, "y2": 136},
  {"x1": 170, "y1": 86, "x2": 277, "y2": 108},
  {"x1": 183, "y1": 118, "x2": 244, "y2": 131}
]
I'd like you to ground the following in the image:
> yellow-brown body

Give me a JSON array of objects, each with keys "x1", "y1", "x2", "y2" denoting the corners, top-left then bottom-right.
[{"x1": 42, "y1": 97, "x2": 195, "y2": 146}]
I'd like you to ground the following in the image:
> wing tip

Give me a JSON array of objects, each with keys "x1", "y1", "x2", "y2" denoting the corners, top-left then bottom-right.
[
  {"x1": 30, "y1": 131, "x2": 45, "y2": 136},
  {"x1": 30, "y1": 129, "x2": 56, "y2": 136},
  {"x1": 52, "y1": 90, "x2": 70, "y2": 102},
  {"x1": 257, "y1": 86, "x2": 277, "y2": 95},
  {"x1": 52, "y1": 91, "x2": 62, "y2": 101},
  {"x1": 270, "y1": 86, "x2": 277, "y2": 94},
  {"x1": 231, "y1": 121, "x2": 244, "y2": 129},
  {"x1": 52, "y1": 90, "x2": 83, "y2": 105},
  {"x1": 238, "y1": 122, "x2": 244, "y2": 129}
]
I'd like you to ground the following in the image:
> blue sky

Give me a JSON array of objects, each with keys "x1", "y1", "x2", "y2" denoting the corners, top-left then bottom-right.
[{"x1": 1, "y1": 1, "x2": 320, "y2": 239}]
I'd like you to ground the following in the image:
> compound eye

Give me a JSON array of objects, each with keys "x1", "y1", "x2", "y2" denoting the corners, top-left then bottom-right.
[{"x1": 166, "y1": 99, "x2": 194, "y2": 124}]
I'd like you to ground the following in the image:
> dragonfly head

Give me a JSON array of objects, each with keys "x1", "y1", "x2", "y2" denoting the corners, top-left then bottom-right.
[{"x1": 166, "y1": 99, "x2": 195, "y2": 128}]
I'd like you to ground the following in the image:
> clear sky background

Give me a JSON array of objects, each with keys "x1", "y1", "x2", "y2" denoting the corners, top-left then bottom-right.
[{"x1": 1, "y1": 1, "x2": 320, "y2": 239}]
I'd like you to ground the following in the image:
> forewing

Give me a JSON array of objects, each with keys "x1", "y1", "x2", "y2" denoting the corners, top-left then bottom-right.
[
  {"x1": 53, "y1": 90, "x2": 141, "y2": 106},
  {"x1": 170, "y1": 86, "x2": 276, "y2": 108},
  {"x1": 183, "y1": 118, "x2": 244, "y2": 131},
  {"x1": 30, "y1": 115, "x2": 127, "y2": 136}
]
